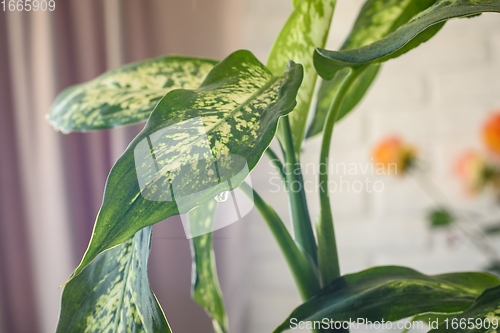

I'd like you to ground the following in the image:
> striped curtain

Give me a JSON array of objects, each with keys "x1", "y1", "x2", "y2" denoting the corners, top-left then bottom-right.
[{"x1": 0, "y1": 0, "x2": 243, "y2": 332}]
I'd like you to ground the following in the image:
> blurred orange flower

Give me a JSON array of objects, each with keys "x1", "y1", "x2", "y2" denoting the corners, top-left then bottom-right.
[
  {"x1": 372, "y1": 136, "x2": 417, "y2": 175},
  {"x1": 483, "y1": 111, "x2": 500, "y2": 157},
  {"x1": 455, "y1": 150, "x2": 487, "y2": 193}
]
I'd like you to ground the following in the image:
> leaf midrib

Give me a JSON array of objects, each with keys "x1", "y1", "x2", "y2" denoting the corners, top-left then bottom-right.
[
  {"x1": 112, "y1": 239, "x2": 137, "y2": 333},
  {"x1": 66, "y1": 242, "x2": 137, "y2": 333},
  {"x1": 298, "y1": 278, "x2": 483, "y2": 322},
  {"x1": 142, "y1": 74, "x2": 280, "y2": 190}
]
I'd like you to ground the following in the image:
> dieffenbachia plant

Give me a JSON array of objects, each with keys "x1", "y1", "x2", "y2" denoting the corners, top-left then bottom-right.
[{"x1": 48, "y1": 0, "x2": 500, "y2": 332}]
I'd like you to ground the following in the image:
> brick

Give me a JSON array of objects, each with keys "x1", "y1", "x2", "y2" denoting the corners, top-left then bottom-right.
[
  {"x1": 433, "y1": 101, "x2": 493, "y2": 137},
  {"x1": 436, "y1": 67, "x2": 500, "y2": 105},
  {"x1": 362, "y1": 71, "x2": 426, "y2": 105},
  {"x1": 367, "y1": 107, "x2": 432, "y2": 144},
  {"x1": 383, "y1": 30, "x2": 489, "y2": 75},
  {"x1": 332, "y1": 109, "x2": 367, "y2": 146},
  {"x1": 490, "y1": 32, "x2": 500, "y2": 67},
  {"x1": 338, "y1": 217, "x2": 428, "y2": 251},
  {"x1": 248, "y1": 291, "x2": 301, "y2": 333},
  {"x1": 372, "y1": 249, "x2": 488, "y2": 275},
  {"x1": 369, "y1": 177, "x2": 434, "y2": 216},
  {"x1": 338, "y1": 253, "x2": 373, "y2": 275},
  {"x1": 440, "y1": 13, "x2": 500, "y2": 36}
]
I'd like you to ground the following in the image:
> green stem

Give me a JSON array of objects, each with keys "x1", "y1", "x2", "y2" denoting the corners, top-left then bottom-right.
[
  {"x1": 239, "y1": 182, "x2": 321, "y2": 300},
  {"x1": 282, "y1": 116, "x2": 318, "y2": 266},
  {"x1": 317, "y1": 68, "x2": 363, "y2": 286},
  {"x1": 265, "y1": 147, "x2": 286, "y2": 183}
]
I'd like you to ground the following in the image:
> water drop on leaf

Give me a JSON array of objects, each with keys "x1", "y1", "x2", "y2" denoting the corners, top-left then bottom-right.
[{"x1": 214, "y1": 191, "x2": 230, "y2": 203}]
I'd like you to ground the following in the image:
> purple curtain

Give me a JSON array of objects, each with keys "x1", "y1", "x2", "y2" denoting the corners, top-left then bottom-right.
[{"x1": 0, "y1": 1, "x2": 243, "y2": 332}]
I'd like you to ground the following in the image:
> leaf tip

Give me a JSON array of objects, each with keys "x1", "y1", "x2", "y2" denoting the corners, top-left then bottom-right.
[{"x1": 58, "y1": 275, "x2": 74, "y2": 289}]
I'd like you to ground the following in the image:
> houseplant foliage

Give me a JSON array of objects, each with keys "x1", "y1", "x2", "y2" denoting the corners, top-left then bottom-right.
[{"x1": 48, "y1": 0, "x2": 500, "y2": 332}]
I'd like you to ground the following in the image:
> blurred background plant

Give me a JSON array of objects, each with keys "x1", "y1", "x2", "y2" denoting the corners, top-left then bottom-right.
[{"x1": 373, "y1": 110, "x2": 500, "y2": 275}]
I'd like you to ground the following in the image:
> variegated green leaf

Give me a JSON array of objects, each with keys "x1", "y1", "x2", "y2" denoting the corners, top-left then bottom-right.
[
  {"x1": 308, "y1": 0, "x2": 438, "y2": 138},
  {"x1": 71, "y1": 50, "x2": 303, "y2": 278},
  {"x1": 314, "y1": 0, "x2": 500, "y2": 80},
  {"x1": 267, "y1": 0, "x2": 336, "y2": 153},
  {"x1": 273, "y1": 266, "x2": 500, "y2": 333},
  {"x1": 189, "y1": 201, "x2": 228, "y2": 333},
  {"x1": 430, "y1": 285, "x2": 500, "y2": 332},
  {"x1": 341, "y1": 0, "x2": 438, "y2": 51},
  {"x1": 48, "y1": 55, "x2": 217, "y2": 132},
  {"x1": 56, "y1": 226, "x2": 170, "y2": 333}
]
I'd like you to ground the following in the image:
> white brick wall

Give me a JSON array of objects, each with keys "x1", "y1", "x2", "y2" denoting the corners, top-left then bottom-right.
[{"x1": 233, "y1": 1, "x2": 500, "y2": 332}]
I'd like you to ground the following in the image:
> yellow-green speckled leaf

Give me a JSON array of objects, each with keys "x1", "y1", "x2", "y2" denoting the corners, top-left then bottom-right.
[
  {"x1": 189, "y1": 201, "x2": 228, "y2": 333},
  {"x1": 71, "y1": 50, "x2": 303, "y2": 279},
  {"x1": 56, "y1": 226, "x2": 170, "y2": 333},
  {"x1": 307, "y1": 0, "x2": 437, "y2": 138},
  {"x1": 267, "y1": 0, "x2": 336, "y2": 153},
  {"x1": 273, "y1": 266, "x2": 500, "y2": 333},
  {"x1": 48, "y1": 55, "x2": 217, "y2": 133},
  {"x1": 314, "y1": 0, "x2": 500, "y2": 80},
  {"x1": 431, "y1": 285, "x2": 500, "y2": 332}
]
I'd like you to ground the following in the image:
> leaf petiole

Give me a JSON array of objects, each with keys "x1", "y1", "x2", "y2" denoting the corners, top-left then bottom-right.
[
  {"x1": 317, "y1": 67, "x2": 364, "y2": 286},
  {"x1": 239, "y1": 182, "x2": 320, "y2": 301},
  {"x1": 281, "y1": 116, "x2": 318, "y2": 267}
]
